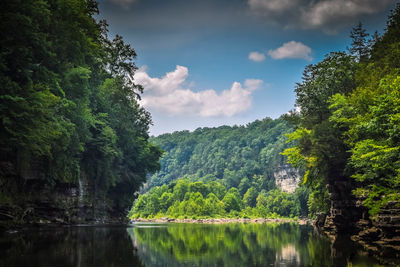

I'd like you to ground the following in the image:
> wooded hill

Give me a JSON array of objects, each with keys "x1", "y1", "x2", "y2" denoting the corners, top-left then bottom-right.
[
  {"x1": 130, "y1": 117, "x2": 310, "y2": 219},
  {"x1": 146, "y1": 117, "x2": 294, "y2": 192}
]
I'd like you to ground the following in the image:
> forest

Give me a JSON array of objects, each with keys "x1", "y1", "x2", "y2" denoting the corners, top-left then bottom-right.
[
  {"x1": 146, "y1": 118, "x2": 293, "y2": 191},
  {"x1": 131, "y1": 118, "x2": 309, "y2": 219},
  {"x1": 283, "y1": 8, "x2": 400, "y2": 217},
  {"x1": 0, "y1": 0, "x2": 161, "y2": 218},
  {"x1": 1, "y1": 0, "x2": 400, "y2": 228},
  {"x1": 130, "y1": 179, "x2": 308, "y2": 219}
]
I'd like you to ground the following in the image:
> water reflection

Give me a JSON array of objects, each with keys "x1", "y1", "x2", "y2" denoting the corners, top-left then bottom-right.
[
  {"x1": 0, "y1": 226, "x2": 144, "y2": 267},
  {"x1": 128, "y1": 223, "x2": 381, "y2": 267},
  {"x1": 277, "y1": 244, "x2": 300, "y2": 265},
  {"x1": 0, "y1": 223, "x2": 382, "y2": 267}
]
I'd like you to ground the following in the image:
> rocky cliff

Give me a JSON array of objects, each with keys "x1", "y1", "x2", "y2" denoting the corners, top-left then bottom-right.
[
  {"x1": 0, "y1": 154, "x2": 129, "y2": 229},
  {"x1": 315, "y1": 176, "x2": 400, "y2": 265},
  {"x1": 274, "y1": 164, "x2": 300, "y2": 193}
]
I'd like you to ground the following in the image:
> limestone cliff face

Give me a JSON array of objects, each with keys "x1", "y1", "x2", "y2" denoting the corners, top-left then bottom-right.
[{"x1": 273, "y1": 164, "x2": 300, "y2": 193}]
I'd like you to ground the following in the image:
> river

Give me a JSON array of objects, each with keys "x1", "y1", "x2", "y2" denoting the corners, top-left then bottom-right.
[{"x1": 0, "y1": 223, "x2": 383, "y2": 266}]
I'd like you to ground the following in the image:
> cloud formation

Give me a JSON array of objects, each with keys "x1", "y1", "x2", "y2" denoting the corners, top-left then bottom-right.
[
  {"x1": 248, "y1": 0, "x2": 395, "y2": 33},
  {"x1": 134, "y1": 66, "x2": 263, "y2": 117},
  {"x1": 249, "y1": 51, "x2": 266, "y2": 62},
  {"x1": 268, "y1": 41, "x2": 312, "y2": 60}
]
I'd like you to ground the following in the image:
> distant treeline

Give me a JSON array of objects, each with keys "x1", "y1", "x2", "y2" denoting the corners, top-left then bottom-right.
[{"x1": 130, "y1": 179, "x2": 309, "y2": 219}]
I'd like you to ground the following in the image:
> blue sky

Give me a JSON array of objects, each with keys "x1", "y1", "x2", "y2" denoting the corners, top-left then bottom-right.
[{"x1": 97, "y1": 0, "x2": 397, "y2": 136}]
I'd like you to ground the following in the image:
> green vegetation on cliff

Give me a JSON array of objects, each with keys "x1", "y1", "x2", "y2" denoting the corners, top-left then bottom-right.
[
  {"x1": 147, "y1": 117, "x2": 293, "y2": 192},
  {"x1": 283, "y1": 4, "x2": 400, "y2": 216},
  {"x1": 131, "y1": 117, "x2": 309, "y2": 219},
  {"x1": 0, "y1": 0, "x2": 161, "y2": 214}
]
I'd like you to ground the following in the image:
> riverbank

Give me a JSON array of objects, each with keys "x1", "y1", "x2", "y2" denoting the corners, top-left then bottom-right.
[{"x1": 131, "y1": 217, "x2": 312, "y2": 225}]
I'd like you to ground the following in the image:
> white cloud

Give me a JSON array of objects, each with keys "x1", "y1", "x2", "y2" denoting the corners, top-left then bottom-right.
[
  {"x1": 134, "y1": 66, "x2": 263, "y2": 117},
  {"x1": 301, "y1": 0, "x2": 384, "y2": 31},
  {"x1": 248, "y1": 0, "x2": 395, "y2": 33},
  {"x1": 249, "y1": 0, "x2": 296, "y2": 13},
  {"x1": 268, "y1": 41, "x2": 312, "y2": 61},
  {"x1": 248, "y1": 51, "x2": 266, "y2": 62}
]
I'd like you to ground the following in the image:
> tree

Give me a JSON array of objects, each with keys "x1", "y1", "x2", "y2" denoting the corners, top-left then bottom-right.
[
  {"x1": 349, "y1": 22, "x2": 370, "y2": 62},
  {"x1": 146, "y1": 117, "x2": 293, "y2": 194},
  {"x1": 284, "y1": 52, "x2": 357, "y2": 216},
  {"x1": 330, "y1": 76, "x2": 400, "y2": 215},
  {"x1": 0, "y1": 0, "x2": 162, "y2": 218},
  {"x1": 222, "y1": 188, "x2": 242, "y2": 212},
  {"x1": 243, "y1": 187, "x2": 258, "y2": 208}
]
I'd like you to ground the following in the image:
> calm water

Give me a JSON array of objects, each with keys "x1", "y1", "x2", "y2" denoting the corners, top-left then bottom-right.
[{"x1": 0, "y1": 223, "x2": 383, "y2": 267}]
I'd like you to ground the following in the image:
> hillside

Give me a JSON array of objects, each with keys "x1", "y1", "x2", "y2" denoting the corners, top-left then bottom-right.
[
  {"x1": 146, "y1": 117, "x2": 297, "y2": 193},
  {"x1": 129, "y1": 117, "x2": 310, "y2": 219}
]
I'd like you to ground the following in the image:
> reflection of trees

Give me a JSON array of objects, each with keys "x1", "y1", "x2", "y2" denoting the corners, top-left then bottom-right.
[
  {"x1": 0, "y1": 225, "x2": 381, "y2": 267},
  {"x1": 0, "y1": 227, "x2": 144, "y2": 267},
  {"x1": 129, "y1": 223, "x2": 334, "y2": 266},
  {"x1": 129, "y1": 223, "x2": 381, "y2": 267}
]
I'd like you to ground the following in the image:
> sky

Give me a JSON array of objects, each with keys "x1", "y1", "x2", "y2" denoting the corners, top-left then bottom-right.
[{"x1": 97, "y1": 0, "x2": 398, "y2": 136}]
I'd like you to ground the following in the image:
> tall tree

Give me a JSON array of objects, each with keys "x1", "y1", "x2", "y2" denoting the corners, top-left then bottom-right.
[
  {"x1": 349, "y1": 22, "x2": 370, "y2": 62},
  {"x1": 283, "y1": 52, "x2": 357, "y2": 215},
  {"x1": 0, "y1": 0, "x2": 162, "y2": 215}
]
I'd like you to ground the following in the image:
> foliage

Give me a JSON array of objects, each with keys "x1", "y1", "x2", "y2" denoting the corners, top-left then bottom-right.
[
  {"x1": 328, "y1": 5, "x2": 400, "y2": 215},
  {"x1": 0, "y1": 0, "x2": 161, "y2": 212},
  {"x1": 283, "y1": 52, "x2": 357, "y2": 216},
  {"x1": 146, "y1": 117, "x2": 294, "y2": 192},
  {"x1": 284, "y1": 4, "x2": 400, "y2": 217},
  {"x1": 330, "y1": 76, "x2": 400, "y2": 215},
  {"x1": 130, "y1": 179, "x2": 307, "y2": 219}
]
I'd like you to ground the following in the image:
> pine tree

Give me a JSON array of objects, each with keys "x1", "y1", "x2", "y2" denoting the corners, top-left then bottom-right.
[{"x1": 349, "y1": 22, "x2": 370, "y2": 62}]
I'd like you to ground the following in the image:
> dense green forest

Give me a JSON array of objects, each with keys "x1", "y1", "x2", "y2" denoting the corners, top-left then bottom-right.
[
  {"x1": 130, "y1": 179, "x2": 308, "y2": 219},
  {"x1": 2, "y1": 0, "x2": 400, "y2": 224},
  {"x1": 283, "y1": 4, "x2": 400, "y2": 217},
  {"x1": 131, "y1": 118, "x2": 309, "y2": 219},
  {"x1": 146, "y1": 118, "x2": 293, "y2": 191},
  {"x1": 0, "y1": 0, "x2": 161, "y2": 212}
]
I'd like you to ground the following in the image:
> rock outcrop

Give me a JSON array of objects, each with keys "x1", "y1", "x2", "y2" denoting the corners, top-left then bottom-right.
[
  {"x1": 316, "y1": 175, "x2": 400, "y2": 265},
  {"x1": 0, "y1": 153, "x2": 128, "y2": 229},
  {"x1": 274, "y1": 164, "x2": 300, "y2": 193},
  {"x1": 351, "y1": 201, "x2": 400, "y2": 264}
]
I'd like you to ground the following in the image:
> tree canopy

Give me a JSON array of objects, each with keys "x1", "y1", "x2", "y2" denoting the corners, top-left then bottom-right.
[
  {"x1": 146, "y1": 117, "x2": 294, "y2": 192},
  {"x1": 283, "y1": 3, "x2": 400, "y2": 217},
  {"x1": 0, "y1": 0, "x2": 161, "y2": 212}
]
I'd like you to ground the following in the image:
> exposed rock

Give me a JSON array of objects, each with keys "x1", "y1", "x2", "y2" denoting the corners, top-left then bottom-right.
[
  {"x1": 316, "y1": 173, "x2": 400, "y2": 265},
  {"x1": 274, "y1": 164, "x2": 300, "y2": 193},
  {"x1": 0, "y1": 153, "x2": 129, "y2": 230},
  {"x1": 350, "y1": 202, "x2": 400, "y2": 265}
]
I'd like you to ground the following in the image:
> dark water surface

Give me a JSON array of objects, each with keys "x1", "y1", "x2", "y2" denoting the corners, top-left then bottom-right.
[{"x1": 0, "y1": 223, "x2": 383, "y2": 267}]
